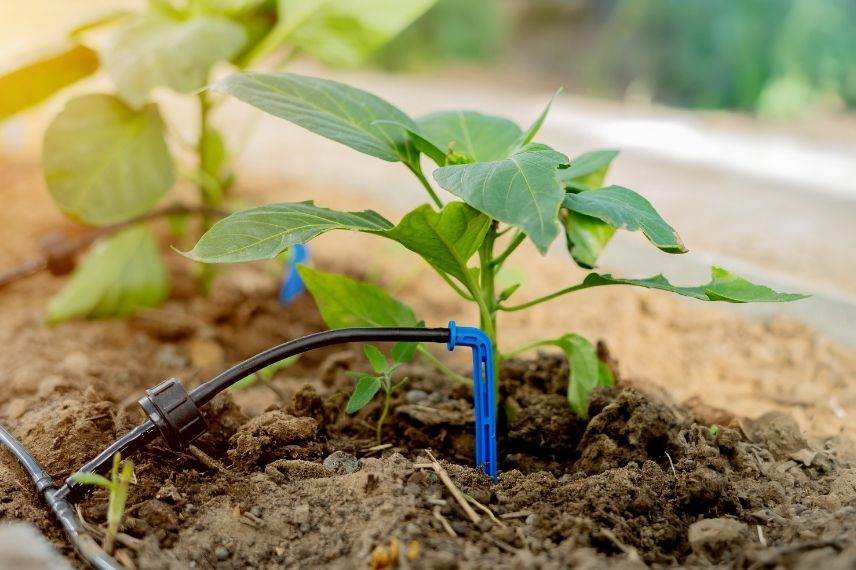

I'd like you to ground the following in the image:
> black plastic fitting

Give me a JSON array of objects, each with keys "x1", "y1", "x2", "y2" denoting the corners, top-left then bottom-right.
[{"x1": 138, "y1": 378, "x2": 207, "y2": 451}]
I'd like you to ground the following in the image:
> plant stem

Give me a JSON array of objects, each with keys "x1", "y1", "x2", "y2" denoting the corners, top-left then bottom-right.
[
  {"x1": 376, "y1": 387, "x2": 391, "y2": 444},
  {"x1": 437, "y1": 271, "x2": 474, "y2": 301},
  {"x1": 417, "y1": 345, "x2": 472, "y2": 385},
  {"x1": 408, "y1": 163, "x2": 444, "y2": 210},
  {"x1": 490, "y1": 230, "x2": 526, "y2": 268},
  {"x1": 498, "y1": 282, "x2": 589, "y2": 312},
  {"x1": 504, "y1": 338, "x2": 558, "y2": 359}
]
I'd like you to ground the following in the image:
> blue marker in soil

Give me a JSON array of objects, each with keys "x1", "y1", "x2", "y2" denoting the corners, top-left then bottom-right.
[
  {"x1": 279, "y1": 244, "x2": 309, "y2": 305},
  {"x1": 447, "y1": 321, "x2": 497, "y2": 479}
]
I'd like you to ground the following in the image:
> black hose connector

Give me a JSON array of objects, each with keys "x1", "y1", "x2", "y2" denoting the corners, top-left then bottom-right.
[{"x1": 138, "y1": 378, "x2": 207, "y2": 451}]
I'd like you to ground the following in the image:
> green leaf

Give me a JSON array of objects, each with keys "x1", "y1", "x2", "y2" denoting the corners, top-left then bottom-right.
[
  {"x1": 416, "y1": 111, "x2": 522, "y2": 163},
  {"x1": 560, "y1": 149, "x2": 620, "y2": 268},
  {"x1": 581, "y1": 267, "x2": 808, "y2": 303},
  {"x1": 543, "y1": 334, "x2": 600, "y2": 418},
  {"x1": 383, "y1": 202, "x2": 490, "y2": 284},
  {"x1": 433, "y1": 143, "x2": 569, "y2": 253},
  {"x1": 289, "y1": 0, "x2": 437, "y2": 67},
  {"x1": 392, "y1": 341, "x2": 418, "y2": 364},
  {"x1": 346, "y1": 374, "x2": 382, "y2": 414},
  {"x1": 558, "y1": 149, "x2": 619, "y2": 185},
  {"x1": 298, "y1": 265, "x2": 418, "y2": 328},
  {"x1": 103, "y1": 13, "x2": 246, "y2": 108},
  {"x1": 598, "y1": 361, "x2": 615, "y2": 387},
  {"x1": 47, "y1": 225, "x2": 169, "y2": 323},
  {"x1": 184, "y1": 202, "x2": 392, "y2": 263},
  {"x1": 363, "y1": 345, "x2": 388, "y2": 374},
  {"x1": 0, "y1": 44, "x2": 99, "y2": 121},
  {"x1": 563, "y1": 185, "x2": 687, "y2": 255},
  {"x1": 192, "y1": 0, "x2": 267, "y2": 15},
  {"x1": 42, "y1": 94, "x2": 174, "y2": 226},
  {"x1": 516, "y1": 88, "x2": 562, "y2": 148},
  {"x1": 213, "y1": 72, "x2": 417, "y2": 163},
  {"x1": 70, "y1": 472, "x2": 112, "y2": 489}
]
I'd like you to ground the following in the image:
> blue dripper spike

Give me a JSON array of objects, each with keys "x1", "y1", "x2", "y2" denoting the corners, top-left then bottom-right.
[
  {"x1": 279, "y1": 244, "x2": 309, "y2": 305},
  {"x1": 446, "y1": 321, "x2": 497, "y2": 479}
]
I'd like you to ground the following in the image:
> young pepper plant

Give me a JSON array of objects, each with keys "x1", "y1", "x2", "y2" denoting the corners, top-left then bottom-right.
[
  {"x1": 70, "y1": 453, "x2": 134, "y2": 556},
  {"x1": 184, "y1": 71, "x2": 806, "y2": 417},
  {"x1": 0, "y1": 0, "x2": 436, "y2": 322}
]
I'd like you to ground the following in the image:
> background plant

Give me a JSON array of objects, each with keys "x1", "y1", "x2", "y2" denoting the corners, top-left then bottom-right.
[
  {"x1": 70, "y1": 453, "x2": 134, "y2": 555},
  {"x1": 185, "y1": 71, "x2": 806, "y2": 416},
  {"x1": 0, "y1": 0, "x2": 437, "y2": 322},
  {"x1": 347, "y1": 344, "x2": 415, "y2": 443}
]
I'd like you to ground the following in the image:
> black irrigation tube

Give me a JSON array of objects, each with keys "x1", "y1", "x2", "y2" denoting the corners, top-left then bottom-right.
[{"x1": 0, "y1": 327, "x2": 452, "y2": 569}]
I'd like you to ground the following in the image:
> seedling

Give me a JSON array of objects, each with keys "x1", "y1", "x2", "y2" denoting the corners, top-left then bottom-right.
[
  {"x1": 0, "y1": 0, "x2": 437, "y2": 321},
  {"x1": 347, "y1": 344, "x2": 416, "y2": 443},
  {"x1": 70, "y1": 453, "x2": 134, "y2": 555},
  {"x1": 185, "y1": 72, "x2": 806, "y2": 417}
]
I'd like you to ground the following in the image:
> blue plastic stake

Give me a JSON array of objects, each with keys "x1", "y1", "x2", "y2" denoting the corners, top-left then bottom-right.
[
  {"x1": 447, "y1": 321, "x2": 497, "y2": 479},
  {"x1": 279, "y1": 244, "x2": 309, "y2": 305}
]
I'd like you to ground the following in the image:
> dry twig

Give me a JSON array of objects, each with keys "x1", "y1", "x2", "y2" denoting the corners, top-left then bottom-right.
[{"x1": 417, "y1": 451, "x2": 481, "y2": 525}]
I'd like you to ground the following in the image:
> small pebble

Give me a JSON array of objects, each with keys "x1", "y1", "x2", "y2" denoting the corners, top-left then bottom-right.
[
  {"x1": 405, "y1": 389, "x2": 429, "y2": 404},
  {"x1": 250, "y1": 506, "x2": 262, "y2": 518},
  {"x1": 451, "y1": 521, "x2": 468, "y2": 535},
  {"x1": 477, "y1": 518, "x2": 493, "y2": 532},
  {"x1": 405, "y1": 523, "x2": 421, "y2": 536},
  {"x1": 525, "y1": 514, "x2": 539, "y2": 526},
  {"x1": 214, "y1": 546, "x2": 230, "y2": 561},
  {"x1": 323, "y1": 451, "x2": 361, "y2": 475}
]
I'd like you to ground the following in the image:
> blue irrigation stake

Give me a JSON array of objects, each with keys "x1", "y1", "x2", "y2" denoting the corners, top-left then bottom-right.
[
  {"x1": 279, "y1": 244, "x2": 309, "y2": 305},
  {"x1": 446, "y1": 321, "x2": 497, "y2": 479}
]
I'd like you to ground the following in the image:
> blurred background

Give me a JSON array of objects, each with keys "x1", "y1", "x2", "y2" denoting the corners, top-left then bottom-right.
[{"x1": 1, "y1": 0, "x2": 855, "y2": 342}]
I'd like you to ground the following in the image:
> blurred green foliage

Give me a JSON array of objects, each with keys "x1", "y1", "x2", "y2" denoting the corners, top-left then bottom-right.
[{"x1": 589, "y1": 0, "x2": 856, "y2": 114}]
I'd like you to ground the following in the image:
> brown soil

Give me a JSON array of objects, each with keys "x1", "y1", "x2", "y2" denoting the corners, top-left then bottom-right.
[{"x1": 1, "y1": 160, "x2": 855, "y2": 568}]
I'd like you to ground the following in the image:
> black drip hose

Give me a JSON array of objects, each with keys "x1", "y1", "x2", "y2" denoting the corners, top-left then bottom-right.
[{"x1": 0, "y1": 326, "x2": 451, "y2": 569}]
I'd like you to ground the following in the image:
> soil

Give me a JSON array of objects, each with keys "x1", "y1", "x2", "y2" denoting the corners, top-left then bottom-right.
[{"x1": 1, "y1": 160, "x2": 855, "y2": 568}]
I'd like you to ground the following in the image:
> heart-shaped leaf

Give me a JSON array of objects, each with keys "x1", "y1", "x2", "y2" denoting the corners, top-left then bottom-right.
[
  {"x1": 103, "y1": 13, "x2": 246, "y2": 108},
  {"x1": 581, "y1": 267, "x2": 807, "y2": 303},
  {"x1": 416, "y1": 110, "x2": 522, "y2": 163},
  {"x1": 213, "y1": 72, "x2": 417, "y2": 163},
  {"x1": 346, "y1": 374, "x2": 382, "y2": 414},
  {"x1": 43, "y1": 94, "x2": 174, "y2": 226},
  {"x1": 383, "y1": 202, "x2": 490, "y2": 284},
  {"x1": 0, "y1": 43, "x2": 98, "y2": 121},
  {"x1": 433, "y1": 143, "x2": 569, "y2": 253},
  {"x1": 184, "y1": 202, "x2": 392, "y2": 263},
  {"x1": 563, "y1": 185, "x2": 686, "y2": 254},
  {"x1": 297, "y1": 265, "x2": 418, "y2": 328},
  {"x1": 47, "y1": 225, "x2": 169, "y2": 323}
]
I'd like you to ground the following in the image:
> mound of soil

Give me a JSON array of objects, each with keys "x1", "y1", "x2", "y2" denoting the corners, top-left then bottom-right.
[{"x1": 0, "y1": 268, "x2": 854, "y2": 569}]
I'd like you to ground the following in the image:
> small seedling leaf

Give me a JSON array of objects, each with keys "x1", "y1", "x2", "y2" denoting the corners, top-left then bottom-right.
[
  {"x1": 563, "y1": 185, "x2": 687, "y2": 254},
  {"x1": 212, "y1": 72, "x2": 418, "y2": 163},
  {"x1": 581, "y1": 267, "x2": 808, "y2": 303},
  {"x1": 184, "y1": 202, "x2": 392, "y2": 263},
  {"x1": 515, "y1": 88, "x2": 562, "y2": 148},
  {"x1": 43, "y1": 94, "x2": 175, "y2": 226},
  {"x1": 416, "y1": 110, "x2": 522, "y2": 163},
  {"x1": 103, "y1": 13, "x2": 246, "y2": 108},
  {"x1": 363, "y1": 345, "x2": 389, "y2": 374},
  {"x1": 433, "y1": 143, "x2": 569, "y2": 253},
  {"x1": 298, "y1": 265, "x2": 419, "y2": 328},
  {"x1": 0, "y1": 43, "x2": 98, "y2": 121},
  {"x1": 392, "y1": 341, "x2": 419, "y2": 364},
  {"x1": 47, "y1": 225, "x2": 169, "y2": 323},
  {"x1": 382, "y1": 202, "x2": 490, "y2": 284},
  {"x1": 346, "y1": 375, "x2": 382, "y2": 414},
  {"x1": 70, "y1": 472, "x2": 112, "y2": 489}
]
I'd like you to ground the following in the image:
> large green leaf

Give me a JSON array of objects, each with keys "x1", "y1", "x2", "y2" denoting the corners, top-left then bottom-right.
[
  {"x1": 47, "y1": 225, "x2": 169, "y2": 323},
  {"x1": 551, "y1": 334, "x2": 601, "y2": 418},
  {"x1": 213, "y1": 72, "x2": 417, "y2": 163},
  {"x1": 433, "y1": 143, "x2": 569, "y2": 253},
  {"x1": 297, "y1": 265, "x2": 418, "y2": 328},
  {"x1": 580, "y1": 267, "x2": 807, "y2": 303},
  {"x1": 561, "y1": 149, "x2": 620, "y2": 268},
  {"x1": 102, "y1": 13, "x2": 246, "y2": 108},
  {"x1": 0, "y1": 44, "x2": 99, "y2": 121},
  {"x1": 383, "y1": 202, "x2": 490, "y2": 284},
  {"x1": 42, "y1": 94, "x2": 174, "y2": 226},
  {"x1": 184, "y1": 202, "x2": 392, "y2": 263},
  {"x1": 563, "y1": 185, "x2": 686, "y2": 255},
  {"x1": 289, "y1": 0, "x2": 437, "y2": 67},
  {"x1": 416, "y1": 111, "x2": 522, "y2": 163},
  {"x1": 346, "y1": 374, "x2": 382, "y2": 414}
]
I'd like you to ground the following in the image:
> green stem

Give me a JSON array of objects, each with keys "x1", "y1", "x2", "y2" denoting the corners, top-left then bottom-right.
[
  {"x1": 437, "y1": 271, "x2": 474, "y2": 301},
  {"x1": 498, "y1": 282, "x2": 589, "y2": 312},
  {"x1": 417, "y1": 345, "x2": 472, "y2": 386},
  {"x1": 504, "y1": 338, "x2": 557, "y2": 359},
  {"x1": 376, "y1": 387, "x2": 391, "y2": 444},
  {"x1": 490, "y1": 230, "x2": 526, "y2": 268},
  {"x1": 408, "y1": 163, "x2": 444, "y2": 210}
]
